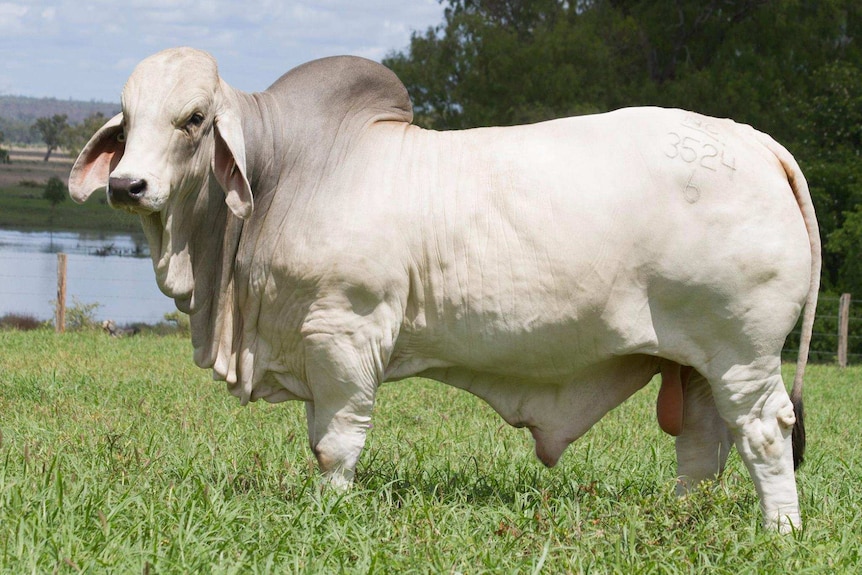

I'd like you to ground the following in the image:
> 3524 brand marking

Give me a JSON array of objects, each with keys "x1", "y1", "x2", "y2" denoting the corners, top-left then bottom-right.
[
  {"x1": 663, "y1": 115, "x2": 738, "y2": 204},
  {"x1": 664, "y1": 115, "x2": 737, "y2": 172}
]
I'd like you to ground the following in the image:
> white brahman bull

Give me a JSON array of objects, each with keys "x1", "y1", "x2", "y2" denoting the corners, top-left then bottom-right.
[{"x1": 69, "y1": 48, "x2": 820, "y2": 532}]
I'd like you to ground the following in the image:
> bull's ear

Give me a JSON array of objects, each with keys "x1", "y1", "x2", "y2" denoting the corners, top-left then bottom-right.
[
  {"x1": 213, "y1": 105, "x2": 253, "y2": 220},
  {"x1": 68, "y1": 113, "x2": 125, "y2": 203}
]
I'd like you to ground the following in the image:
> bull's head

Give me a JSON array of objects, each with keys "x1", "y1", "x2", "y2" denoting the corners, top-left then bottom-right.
[{"x1": 69, "y1": 47, "x2": 252, "y2": 306}]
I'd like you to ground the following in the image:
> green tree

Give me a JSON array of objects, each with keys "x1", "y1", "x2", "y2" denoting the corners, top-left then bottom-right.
[
  {"x1": 32, "y1": 114, "x2": 69, "y2": 161},
  {"x1": 0, "y1": 129, "x2": 9, "y2": 164},
  {"x1": 796, "y1": 61, "x2": 862, "y2": 294},
  {"x1": 43, "y1": 176, "x2": 67, "y2": 223},
  {"x1": 384, "y1": 1, "x2": 681, "y2": 128},
  {"x1": 62, "y1": 112, "x2": 108, "y2": 159}
]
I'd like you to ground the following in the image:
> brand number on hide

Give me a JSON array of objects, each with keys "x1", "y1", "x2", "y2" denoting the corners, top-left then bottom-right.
[{"x1": 664, "y1": 132, "x2": 736, "y2": 172}]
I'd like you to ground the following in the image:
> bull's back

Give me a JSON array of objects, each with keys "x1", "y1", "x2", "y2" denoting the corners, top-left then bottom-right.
[{"x1": 393, "y1": 108, "x2": 811, "y2": 379}]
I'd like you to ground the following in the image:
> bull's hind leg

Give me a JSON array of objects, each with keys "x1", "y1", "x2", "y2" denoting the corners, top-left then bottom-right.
[
  {"x1": 704, "y1": 359, "x2": 800, "y2": 532},
  {"x1": 674, "y1": 371, "x2": 733, "y2": 494}
]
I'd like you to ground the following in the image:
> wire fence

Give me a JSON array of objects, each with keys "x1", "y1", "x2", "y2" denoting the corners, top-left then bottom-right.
[
  {"x1": 0, "y1": 252, "x2": 174, "y2": 325},
  {"x1": 783, "y1": 294, "x2": 862, "y2": 366},
  {"x1": 1, "y1": 252, "x2": 860, "y2": 365}
]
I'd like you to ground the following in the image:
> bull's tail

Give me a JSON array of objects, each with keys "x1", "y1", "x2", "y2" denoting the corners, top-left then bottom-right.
[{"x1": 756, "y1": 131, "x2": 821, "y2": 469}]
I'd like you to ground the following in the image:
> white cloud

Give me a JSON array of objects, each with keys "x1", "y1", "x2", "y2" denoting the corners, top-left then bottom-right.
[{"x1": 0, "y1": 2, "x2": 28, "y2": 30}]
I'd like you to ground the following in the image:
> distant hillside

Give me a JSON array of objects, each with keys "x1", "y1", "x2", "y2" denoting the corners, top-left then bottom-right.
[
  {"x1": 0, "y1": 96, "x2": 119, "y2": 144},
  {"x1": 0, "y1": 95, "x2": 119, "y2": 124}
]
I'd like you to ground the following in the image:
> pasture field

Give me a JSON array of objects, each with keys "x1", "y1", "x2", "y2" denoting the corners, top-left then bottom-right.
[
  {"x1": 0, "y1": 152, "x2": 137, "y2": 233},
  {"x1": 0, "y1": 329, "x2": 860, "y2": 573}
]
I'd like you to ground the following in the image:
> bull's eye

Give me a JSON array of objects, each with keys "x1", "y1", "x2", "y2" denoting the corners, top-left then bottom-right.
[{"x1": 185, "y1": 112, "x2": 205, "y2": 130}]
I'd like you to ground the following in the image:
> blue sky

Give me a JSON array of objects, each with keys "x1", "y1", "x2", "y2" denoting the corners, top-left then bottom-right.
[{"x1": 0, "y1": 0, "x2": 445, "y2": 102}]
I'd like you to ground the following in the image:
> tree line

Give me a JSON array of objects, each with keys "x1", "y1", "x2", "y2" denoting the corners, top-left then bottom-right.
[
  {"x1": 383, "y1": 0, "x2": 862, "y2": 301},
  {"x1": 1, "y1": 113, "x2": 109, "y2": 162},
  {"x1": 28, "y1": 113, "x2": 109, "y2": 162},
  {"x1": 0, "y1": 96, "x2": 118, "y2": 143}
]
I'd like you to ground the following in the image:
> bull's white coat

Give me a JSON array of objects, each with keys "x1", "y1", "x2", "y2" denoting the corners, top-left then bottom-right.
[{"x1": 69, "y1": 48, "x2": 820, "y2": 532}]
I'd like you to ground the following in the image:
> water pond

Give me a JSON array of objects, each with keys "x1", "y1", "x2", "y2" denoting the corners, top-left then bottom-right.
[{"x1": 0, "y1": 228, "x2": 177, "y2": 325}]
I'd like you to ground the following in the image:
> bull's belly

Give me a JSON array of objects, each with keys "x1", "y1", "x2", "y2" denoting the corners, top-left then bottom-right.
[{"x1": 385, "y1": 305, "x2": 660, "y2": 385}]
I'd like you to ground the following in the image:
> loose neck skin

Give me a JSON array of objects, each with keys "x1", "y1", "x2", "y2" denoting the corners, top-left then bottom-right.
[
  {"x1": 186, "y1": 83, "x2": 287, "y2": 371},
  {"x1": 222, "y1": 84, "x2": 285, "y2": 196}
]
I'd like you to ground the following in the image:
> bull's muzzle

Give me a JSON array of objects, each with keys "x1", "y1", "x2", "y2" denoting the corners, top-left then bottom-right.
[{"x1": 108, "y1": 177, "x2": 147, "y2": 206}]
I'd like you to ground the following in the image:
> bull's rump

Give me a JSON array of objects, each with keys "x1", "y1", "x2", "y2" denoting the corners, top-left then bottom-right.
[{"x1": 394, "y1": 107, "x2": 811, "y2": 381}]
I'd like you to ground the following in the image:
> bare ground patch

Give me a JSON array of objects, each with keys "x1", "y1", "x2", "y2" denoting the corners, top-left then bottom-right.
[{"x1": 0, "y1": 148, "x2": 73, "y2": 188}]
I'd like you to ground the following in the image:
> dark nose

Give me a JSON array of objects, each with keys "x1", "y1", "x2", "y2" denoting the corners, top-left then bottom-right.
[{"x1": 108, "y1": 177, "x2": 147, "y2": 205}]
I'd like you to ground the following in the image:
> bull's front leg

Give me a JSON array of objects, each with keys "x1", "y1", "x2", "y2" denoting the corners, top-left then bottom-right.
[{"x1": 302, "y1": 332, "x2": 382, "y2": 488}]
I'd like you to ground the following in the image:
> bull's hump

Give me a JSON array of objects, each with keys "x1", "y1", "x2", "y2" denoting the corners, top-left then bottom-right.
[{"x1": 265, "y1": 56, "x2": 413, "y2": 127}]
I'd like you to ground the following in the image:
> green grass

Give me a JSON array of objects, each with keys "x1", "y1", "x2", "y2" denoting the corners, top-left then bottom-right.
[
  {"x1": 0, "y1": 159, "x2": 138, "y2": 233},
  {"x1": 0, "y1": 183, "x2": 138, "y2": 233},
  {"x1": 1, "y1": 330, "x2": 860, "y2": 573}
]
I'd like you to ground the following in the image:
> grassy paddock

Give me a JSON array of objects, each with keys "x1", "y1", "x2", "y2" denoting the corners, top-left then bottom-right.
[
  {"x1": 1, "y1": 330, "x2": 860, "y2": 573},
  {"x1": 0, "y1": 156, "x2": 138, "y2": 233}
]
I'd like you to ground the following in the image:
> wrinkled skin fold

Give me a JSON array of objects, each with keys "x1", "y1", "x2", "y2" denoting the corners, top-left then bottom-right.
[{"x1": 69, "y1": 48, "x2": 820, "y2": 533}]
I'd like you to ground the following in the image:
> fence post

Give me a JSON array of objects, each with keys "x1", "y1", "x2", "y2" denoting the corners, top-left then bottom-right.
[
  {"x1": 56, "y1": 253, "x2": 67, "y2": 334},
  {"x1": 837, "y1": 293, "x2": 851, "y2": 368}
]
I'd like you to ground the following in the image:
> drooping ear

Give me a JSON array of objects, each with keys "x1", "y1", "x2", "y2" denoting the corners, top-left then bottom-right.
[
  {"x1": 68, "y1": 113, "x2": 125, "y2": 203},
  {"x1": 212, "y1": 102, "x2": 253, "y2": 220}
]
